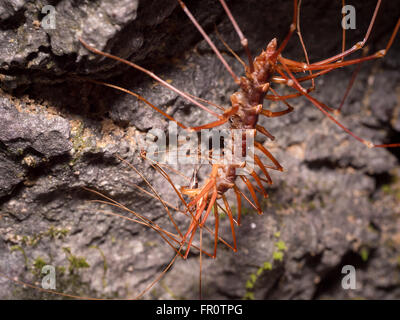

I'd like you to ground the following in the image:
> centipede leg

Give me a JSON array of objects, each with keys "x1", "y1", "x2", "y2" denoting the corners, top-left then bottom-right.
[
  {"x1": 212, "y1": 202, "x2": 219, "y2": 258},
  {"x1": 217, "y1": 0, "x2": 254, "y2": 72},
  {"x1": 79, "y1": 39, "x2": 222, "y2": 118},
  {"x1": 279, "y1": 59, "x2": 400, "y2": 148},
  {"x1": 177, "y1": 0, "x2": 239, "y2": 83},
  {"x1": 222, "y1": 195, "x2": 237, "y2": 252},
  {"x1": 240, "y1": 176, "x2": 262, "y2": 214},
  {"x1": 274, "y1": 67, "x2": 335, "y2": 113},
  {"x1": 271, "y1": 0, "x2": 298, "y2": 59},
  {"x1": 261, "y1": 87, "x2": 294, "y2": 118},
  {"x1": 233, "y1": 186, "x2": 242, "y2": 225},
  {"x1": 254, "y1": 154, "x2": 273, "y2": 185},
  {"x1": 184, "y1": 197, "x2": 208, "y2": 244},
  {"x1": 303, "y1": 19, "x2": 400, "y2": 72},
  {"x1": 337, "y1": 48, "x2": 369, "y2": 113},
  {"x1": 308, "y1": 1, "x2": 400, "y2": 67},
  {"x1": 200, "y1": 188, "x2": 218, "y2": 227},
  {"x1": 249, "y1": 170, "x2": 268, "y2": 198},
  {"x1": 254, "y1": 141, "x2": 283, "y2": 171}
]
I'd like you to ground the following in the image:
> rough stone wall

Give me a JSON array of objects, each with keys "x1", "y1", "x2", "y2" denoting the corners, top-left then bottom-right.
[{"x1": 0, "y1": 0, "x2": 399, "y2": 299}]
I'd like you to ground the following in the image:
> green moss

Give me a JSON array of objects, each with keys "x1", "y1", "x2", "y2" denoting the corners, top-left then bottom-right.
[
  {"x1": 57, "y1": 266, "x2": 66, "y2": 276},
  {"x1": 44, "y1": 226, "x2": 69, "y2": 240},
  {"x1": 243, "y1": 237, "x2": 286, "y2": 299},
  {"x1": 243, "y1": 260, "x2": 273, "y2": 299},
  {"x1": 359, "y1": 247, "x2": 369, "y2": 262},
  {"x1": 263, "y1": 262, "x2": 272, "y2": 270},
  {"x1": 275, "y1": 240, "x2": 287, "y2": 251},
  {"x1": 63, "y1": 247, "x2": 90, "y2": 274},
  {"x1": 17, "y1": 226, "x2": 69, "y2": 248},
  {"x1": 33, "y1": 257, "x2": 47, "y2": 270},
  {"x1": 243, "y1": 292, "x2": 254, "y2": 300},
  {"x1": 32, "y1": 257, "x2": 48, "y2": 276},
  {"x1": 273, "y1": 251, "x2": 284, "y2": 262}
]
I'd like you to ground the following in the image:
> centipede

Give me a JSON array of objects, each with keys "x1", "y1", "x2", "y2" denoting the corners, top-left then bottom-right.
[{"x1": 1, "y1": 0, "x2": 400, "y2": 300}]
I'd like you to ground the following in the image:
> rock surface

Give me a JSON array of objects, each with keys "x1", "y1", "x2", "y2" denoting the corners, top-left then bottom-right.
[{"x1": 0, "y1": 0, "x2": 400, "y2": 299}]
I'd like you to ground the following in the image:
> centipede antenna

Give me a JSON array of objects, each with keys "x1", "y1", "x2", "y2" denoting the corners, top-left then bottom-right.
[
  {"x1": 177, "y1": 0, "x2": 240, "y2": 83},
  {"x1": 76, "y1": 76, "x2": 190, "y2": 130},
  {"x1": 79, "y1": 38, "x2": 222, "y2": 119},
  {"x1": 217, "y1": 0, "x2": 254, "y2": 72},
  {"x1": 214, "y1": 24, "x2": 246, "y2": 68}
]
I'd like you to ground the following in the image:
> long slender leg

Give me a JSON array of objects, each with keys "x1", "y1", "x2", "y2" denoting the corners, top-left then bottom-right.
[
  {"x1": 233, "y1": 187, "x2": 242, "y2": 225},
  {"x1": 222, "y1": 195, "x2": 237, "y2": 252},
  {"x1": 304, "y1": 19, "x2": 400, "y2": 71},
  {"x1": 90, "y1": 197, "x2": 185, "y2": 257},
  {"x1": 80, "y1": 38, "x2": 222, "y2": 119},
  {"x1": 234, "y1": 185, "x2": 260, "y2": 212},
  {"x1": 115, "y1": 155, "x2": 184, "y2": 238},
  {"x1": 337, "y1": 61, "x2": 364, "y2": 113},
  {"x1": 240, "y1": 176, "x2": 262, "y2": 214},
  {"x1": 184, "y1": 222, "x2": 199, "y2": 259},
  {"x1": 261, "y1": 87, "x2": 294, "y2": 117},
  {"x1": 84, "y1": 187, "x2": 181, "y2": 249},
  {"x1": 273, "y1": 68, "x2": 335, "y2": 113},
  {"x1": 254, "y1": 141, "x2": 283, "y2": 171},
  {"x1": 177, "y1": 0, "x2": 239, "y2": 83},
  {"x1": 278, "y1": 58, "x2": 400, "y2": 148},
  {"x1": 337, "y1": 47, "x2": 369, "y2": 113},
  {"x1": 311, "y1": 0, "x2": 383, "y2": 66},
  {"x1": 214, "y1": 24, "x2": 246, "y2": 68},
  {"x1": 199, "y1": 227, "x2": 202, "y2": 300},
  {"x1": 189, "y1": 105, "x2": 238, "y2": 131},
  {"x1": 200, "y1": 188, "x2": 218, "y2": 226},
  {"x1": 270, "y1": 67, "x2": 334, "y2": 85},
  {"x1": 212, "y1": 202, "x2": 220, "y2": 257},
  {"x1": 274, "y1": 4, "x2": 400, "y2": 73},
  {"x1": 184, "y1": 196, "x2": 208, "y2": 245},
  {"x1": 254, "y1": 154, "x2": 273, "y2": 185},
  {"x1": 217, "y1": 0, "x2": 254, "y2": 72},
  {"x1": 295, "y1": 0, "x2": 316, "y2": 92},
  {"x1": 185, "y1": 187, "x2": 218, "y2": 259},
  {"x1": 256, "y1": 125, "x2": 275, "y2": 141},
  {"x1": 186, "y1": 180, "x2": 214, "y2": 208},
  {"x1": 271, "y1": 0, "x2": 298, "y2": 60},
  {"x1": 75, "y1": 77, "x2": 189, "y2": 130},
  {"x1": 249, "y1": 170, "x2": 268, "y2": 198}
]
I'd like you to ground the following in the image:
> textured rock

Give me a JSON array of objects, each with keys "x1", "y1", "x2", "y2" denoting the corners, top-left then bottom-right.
[
  {"x1": 0, "y1": 96, "x2": 71, "y2": 157},
  {"x1": 0, "y1": 0, "x2": 400, "y2": 300}
]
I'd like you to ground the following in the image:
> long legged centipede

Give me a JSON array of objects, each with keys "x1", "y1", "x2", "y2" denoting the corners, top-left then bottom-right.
[{"x1": 79, "y1": 0, "x2": 400, "y2": 261}]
